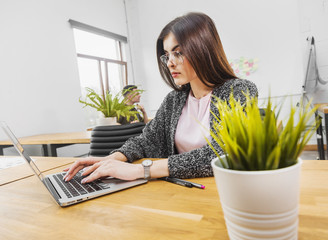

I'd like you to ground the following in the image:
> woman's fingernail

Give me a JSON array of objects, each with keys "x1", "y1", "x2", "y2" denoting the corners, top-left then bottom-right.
[
  {"x1": 81, "y1": 178, "x2": 88, "y2": 184},
  {"x1": 64, "y1": 174, "x2": 70, "y2": 181}
]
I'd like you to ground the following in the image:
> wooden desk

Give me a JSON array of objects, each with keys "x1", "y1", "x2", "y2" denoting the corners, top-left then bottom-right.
[
  {"x1": 315, "y1": 103, "x2": 328, "y2": 159},
  {"x1": 0, "y1": 131, "x2": 91, "y2": 157},
  {"x1": 0, "y1": 159, "x2": 327, "y2": 239},
  {"x1": 0, "y1": 157, "x2": 75, "y2": 186}
]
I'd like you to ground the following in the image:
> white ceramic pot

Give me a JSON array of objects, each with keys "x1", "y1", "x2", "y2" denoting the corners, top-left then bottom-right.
[
  {"x1": 211, "y1": 156, "x2": 302, "y2": 240},
  {"x1": 96, "y1": 117, "x2": 117, "y2": 126}
]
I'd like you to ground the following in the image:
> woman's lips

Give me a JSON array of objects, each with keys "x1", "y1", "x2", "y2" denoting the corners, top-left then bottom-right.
[{"x1": 171, "y1": 72, "x2": 180, "y2": 78}]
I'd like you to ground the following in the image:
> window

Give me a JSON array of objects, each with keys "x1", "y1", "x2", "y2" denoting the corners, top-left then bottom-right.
[{"x1": 70, "y1": 20, "x2": 128, "y2": 126}]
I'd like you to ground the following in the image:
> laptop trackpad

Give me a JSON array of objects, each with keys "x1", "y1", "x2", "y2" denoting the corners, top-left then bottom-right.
[
  {"x1": 97, "y1": 177, "x2": 146, "y2": 189},
  {"x1": 97, "y1": 177, "x2": 128, "y2": 189}
]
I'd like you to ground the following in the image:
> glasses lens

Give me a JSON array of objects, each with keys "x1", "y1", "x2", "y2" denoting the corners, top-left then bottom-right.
[
  {"x1": 160, "y1": 54, "x2": 168, "y2": 64},
  {"x1": 173, "y1": 52, "x2": 183, "y2": 64},
  {"x1": 160, "y1": 51, "x2": 183, "y2": 65}
]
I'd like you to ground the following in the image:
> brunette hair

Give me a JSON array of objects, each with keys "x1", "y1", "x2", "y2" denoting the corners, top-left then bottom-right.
[
  {"x1": 123, "y1": 85, "x2": 137, "y2": 96},
  {"x1": 156, "y1": 12, "x2": 237, "y2": 91}
]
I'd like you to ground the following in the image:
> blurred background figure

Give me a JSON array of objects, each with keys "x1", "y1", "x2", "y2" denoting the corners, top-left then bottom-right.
[{"x1": 118, "y1": 85, "x2": 149, "y2": 124}]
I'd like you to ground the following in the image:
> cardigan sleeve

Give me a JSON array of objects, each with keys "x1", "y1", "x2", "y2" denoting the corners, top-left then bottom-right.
[
  {"x1": 110, "y1": 91, "x2": 174, "y2": 162},
  {"x1": 167, "y1": 79, "x2": 258, "y2": 178},
  {"x1": 168, "y1": 144, "x2": 221, "y2": 178}
]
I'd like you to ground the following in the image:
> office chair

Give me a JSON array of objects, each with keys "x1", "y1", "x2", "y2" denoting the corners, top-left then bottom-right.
[{"x1": 89, "y1": 122, "x2": 146, "y2": 157}]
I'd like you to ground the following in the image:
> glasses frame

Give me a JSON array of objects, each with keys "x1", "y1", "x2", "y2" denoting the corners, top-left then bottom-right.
[{"x1": 160, "y1": 51, "x2": 184, "y2": 66}]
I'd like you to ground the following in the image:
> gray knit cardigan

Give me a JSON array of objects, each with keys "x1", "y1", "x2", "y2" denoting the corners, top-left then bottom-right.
[{"x1": 112, "y1": 79, "x2": 258, "y2": 178}]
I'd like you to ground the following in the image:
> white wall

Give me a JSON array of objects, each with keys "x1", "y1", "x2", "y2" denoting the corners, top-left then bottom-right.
[
  {"x1": 125, "y1": 0, "x2": 305, "y2": 117},
  {"x1": 0, "y1": 0, "x2": 128, "y2": 155}
]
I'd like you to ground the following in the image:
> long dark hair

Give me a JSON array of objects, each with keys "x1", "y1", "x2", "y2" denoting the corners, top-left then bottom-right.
[{"x1": 156, "y1": 12, "x2": 237, "y2": 91}]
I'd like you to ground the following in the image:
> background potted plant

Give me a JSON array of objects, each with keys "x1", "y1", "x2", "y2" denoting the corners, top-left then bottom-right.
[
  {"x1": 79, "y1": 87, "x2": 141, "y2": 126},
  {"x1": 207, "y1": 93, "x2": 318, "y2": 240}
]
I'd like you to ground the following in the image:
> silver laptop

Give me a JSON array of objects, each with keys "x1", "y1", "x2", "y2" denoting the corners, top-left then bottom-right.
[{"x1": 1, "y1": 121, "x2": 147, "y2": 207}]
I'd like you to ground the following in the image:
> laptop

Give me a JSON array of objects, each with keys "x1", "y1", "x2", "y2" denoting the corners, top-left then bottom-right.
[{"x1": 0, "y1": 121, "x2": 147, "y2": 207}]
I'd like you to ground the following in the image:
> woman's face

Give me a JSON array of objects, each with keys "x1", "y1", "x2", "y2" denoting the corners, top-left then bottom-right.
[
  {"x1": 127, "y1": 90, "x2": 141, "y2": 103},
  {"x1": 162, "y1": 32, "x2": 199, "y2": 86}
]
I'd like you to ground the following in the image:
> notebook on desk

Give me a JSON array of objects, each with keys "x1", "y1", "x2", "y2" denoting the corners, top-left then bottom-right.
[{"x1": 0, "y1": 121, "x2": 147, "y2": 207}]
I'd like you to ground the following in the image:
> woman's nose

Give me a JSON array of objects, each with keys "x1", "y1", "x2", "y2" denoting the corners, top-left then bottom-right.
[{"x1": 167, "y1": 57, "x2": 176, "y2": 68}]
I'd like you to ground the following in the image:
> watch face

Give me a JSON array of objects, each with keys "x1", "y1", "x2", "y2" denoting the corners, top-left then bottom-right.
[{"x1": 143, "y1": 159, "x2": 152, "y2": 167}]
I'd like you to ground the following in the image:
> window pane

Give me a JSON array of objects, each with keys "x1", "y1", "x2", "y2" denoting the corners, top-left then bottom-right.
[
  {"x1": 77, "y1": 58, "x2": 101, "y2": 94},
  {"x1": 120, "y1": 42, "x2": 127, "y2": 61},
  {"x1": 76, "y1": 58, "x2": 101, "y2": 127},
  {"x1": 107, "y1": 63, "x2": 124, "y2": 94},
  {"x1": 73, "y1": 29, "x2": 119, "y2": 60}
]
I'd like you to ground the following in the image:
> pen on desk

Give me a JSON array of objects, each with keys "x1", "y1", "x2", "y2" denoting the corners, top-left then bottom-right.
[
  {"x1": 159, "y1": 177, "x2": 192, "y2": 188},
  {"x1": 177, "y1": 178, "x2": 206, "y2": 189},
  {"x1": 189, "y1": 181, "x2": 205, "y2": 189},
  {"x1": 159, "y1": 177, "x2": 205, "y2": 189}
]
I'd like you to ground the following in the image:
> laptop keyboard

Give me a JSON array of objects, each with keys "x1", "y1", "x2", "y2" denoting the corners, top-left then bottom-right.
[{"x1": 53, "y1": 172, "x2": 110, "y2": 198}]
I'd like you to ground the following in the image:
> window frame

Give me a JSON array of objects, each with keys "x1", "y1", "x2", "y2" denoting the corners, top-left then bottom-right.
[{"x1": 69, "y1": 19, "x2": 128, "y2": 95}]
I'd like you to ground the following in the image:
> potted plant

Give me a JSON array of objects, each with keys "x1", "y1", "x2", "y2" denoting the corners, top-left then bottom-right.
[
  {"x1": 207, "y1": 93, "x2": 318, "y2": 239},
  {"x1": 79, "y1": 87, "x2": 141, "y2": 126}
]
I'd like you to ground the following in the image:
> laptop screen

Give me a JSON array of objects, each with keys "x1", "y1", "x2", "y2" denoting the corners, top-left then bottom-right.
[{"x1": 0, "y1": 121, "x2": 45, "y2": 181}]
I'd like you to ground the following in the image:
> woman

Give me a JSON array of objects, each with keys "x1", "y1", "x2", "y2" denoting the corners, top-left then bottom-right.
[
  {"x1": 118, "y1": 85, "x2": 149, "y2": 124},
  {"x1": 64, "y1": 12, "x2": 257, "y2": 183}
]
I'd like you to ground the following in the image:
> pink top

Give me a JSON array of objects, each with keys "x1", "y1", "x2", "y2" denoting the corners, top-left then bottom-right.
[{"x1": 175, "y1": 90, "x2": 212, "y2": 154}]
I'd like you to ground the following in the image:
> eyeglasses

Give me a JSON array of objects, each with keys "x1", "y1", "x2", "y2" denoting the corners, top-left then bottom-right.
[{"x1": 160, "y1": 51, "x2": 184, "y2": 65}]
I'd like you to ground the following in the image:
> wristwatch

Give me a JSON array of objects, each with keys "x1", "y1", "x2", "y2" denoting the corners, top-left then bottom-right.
[{"x1": 142, "y1": 159, "x2": 153, "y2": 180}]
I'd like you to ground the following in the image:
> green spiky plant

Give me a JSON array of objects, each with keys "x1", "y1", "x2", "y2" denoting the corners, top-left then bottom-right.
[
  {"x1": 207, "y1": 92, "x2": 318, "y2": 171},
  {"x1": 79, "y1": 87, "x2": 143, "y2": 122}
]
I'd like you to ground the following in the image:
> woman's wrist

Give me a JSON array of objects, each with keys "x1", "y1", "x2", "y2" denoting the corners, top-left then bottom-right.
[
  {"x1": 137, "y1": 164, "x2": 145, "y2": 179},
  {"x1": 107, "y1": 152, "x2": 128, "y2": 162},
  {"x1": 149, "y1": 159, "x2": 169, "y2": 179}
]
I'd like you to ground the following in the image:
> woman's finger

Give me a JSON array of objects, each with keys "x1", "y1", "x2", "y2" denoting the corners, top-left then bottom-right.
[
  {"x1": 64, "y1": 165, "x2": 84, "y2": 182},
  {"x1": 81, "y1": 162, "x2": 101, "y2": 176},
  {"x1": 81, "y1": 168, "x2": 105, "y2": 184},
  {"x1": 65, "y1": 158, "x2": 99, "y2": 176}
]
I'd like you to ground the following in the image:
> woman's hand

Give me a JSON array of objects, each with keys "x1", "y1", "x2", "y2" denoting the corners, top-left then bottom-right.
[
  {"x1": 63, "y1": 152, "x2": 137, "y2": 183},
  {"x1": 63, "y1": 156, "x2": 104, "y2": 182},
  {"x1": 63, "y1": 153, "x2": 169, "y2": 183},
  {"x1": 80, "y1": 159, "x2": 144, "y2": 183},
  {"x1": 136, "y1": 104, "x2": 146, "y2": 113},
  {"x1": 137, "y1": 104, "x2": 149, "y2": 123}
]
